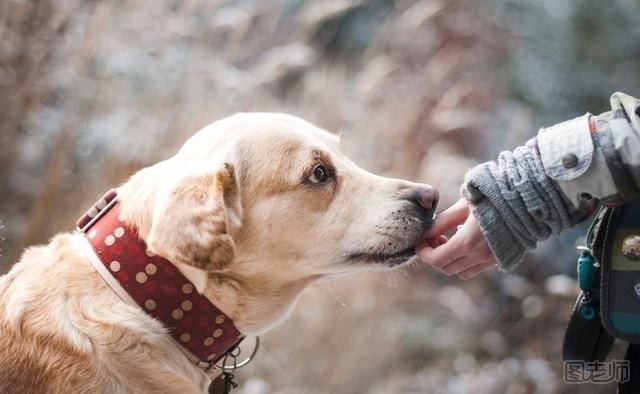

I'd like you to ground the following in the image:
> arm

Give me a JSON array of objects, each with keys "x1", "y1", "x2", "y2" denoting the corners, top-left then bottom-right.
[
  {"x1": 537, "y1": 92, "x2": 640, "y2": 207},
  {"x1": 418, "y1": 92, "x2": 640, "y2": 274}
]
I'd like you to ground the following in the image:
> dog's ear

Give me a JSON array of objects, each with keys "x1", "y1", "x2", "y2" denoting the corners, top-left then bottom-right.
[{"x1": 146, "y1": 163, "x2": 241, "y2": 271}]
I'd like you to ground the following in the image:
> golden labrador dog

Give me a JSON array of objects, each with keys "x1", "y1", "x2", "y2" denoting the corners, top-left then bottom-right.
[{"x1": 0, "y1": 113, "x2": 437, "y2": 393}]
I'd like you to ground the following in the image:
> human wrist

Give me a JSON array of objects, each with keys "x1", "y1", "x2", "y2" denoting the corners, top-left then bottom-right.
[{"x1": 462, "y1": 167, "x2": 527, "y2": 271}]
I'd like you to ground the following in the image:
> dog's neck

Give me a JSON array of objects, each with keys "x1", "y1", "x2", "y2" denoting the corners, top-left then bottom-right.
[
  {"x1": 117, "y1": 180, "x2": 315, "y2": 336},
  {"x1": 201, "y1": 270, "x2": 313, "y2": 336}
]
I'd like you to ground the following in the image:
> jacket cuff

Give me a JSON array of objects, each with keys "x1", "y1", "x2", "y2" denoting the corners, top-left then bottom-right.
[
  {"x1": 469, "y1": 198, "x2": 526, "y2": 271},
  {"x1": 537, "y1": 114, "x2": 618, "y2": 208},
  {"x1": 461, "y1": 163, "x2": 532, "y2": 271}
]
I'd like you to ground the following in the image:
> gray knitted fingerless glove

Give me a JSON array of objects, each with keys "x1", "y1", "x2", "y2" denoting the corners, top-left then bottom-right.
[{"x1": 461, "y1": 138, "x2": 576, "y2": 271}]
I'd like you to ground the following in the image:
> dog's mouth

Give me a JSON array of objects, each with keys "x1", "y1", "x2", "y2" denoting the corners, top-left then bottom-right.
[
  {"x1": 344, "y1": 213, "x2": 432, "y2": 268},
  {"x1": 346, "y1": 245, "x2": 417, "y2": 267}
]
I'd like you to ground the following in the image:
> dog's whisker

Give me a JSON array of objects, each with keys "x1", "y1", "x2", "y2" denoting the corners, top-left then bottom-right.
[{"x1": 327, "y1": 283, "x2": 346, "y2": 308}]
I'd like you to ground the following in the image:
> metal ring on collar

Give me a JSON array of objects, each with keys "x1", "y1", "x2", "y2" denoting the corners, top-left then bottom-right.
[{"x1": 216, "y1": 336, "x2": 260, "y2": 371}]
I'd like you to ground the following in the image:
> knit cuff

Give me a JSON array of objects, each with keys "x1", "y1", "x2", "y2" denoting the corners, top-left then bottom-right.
[
  {"x1": 468, "y1": 197, "x2": 527, "y2": 271},
  {"x1": 460, "y1": 138, "x2": 575, "y2": 271},
  {"x1": 461, "y1": 162, "x2": 531, "y2": 271}
]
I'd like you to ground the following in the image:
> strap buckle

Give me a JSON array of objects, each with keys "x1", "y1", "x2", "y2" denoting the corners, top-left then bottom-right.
[{"x1": 76, "y1": 189, "x2": 119, "y2": 233}]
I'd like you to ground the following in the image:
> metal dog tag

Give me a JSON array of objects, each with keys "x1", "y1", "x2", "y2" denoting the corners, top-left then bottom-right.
[{"x1": 208, "y1": 372, "x2": 238, "y2": 394}]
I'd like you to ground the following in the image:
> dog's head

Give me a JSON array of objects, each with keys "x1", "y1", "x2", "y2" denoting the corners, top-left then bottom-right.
[{"x1": 119, "y1": 113, "x2": 437, "y2": 332}]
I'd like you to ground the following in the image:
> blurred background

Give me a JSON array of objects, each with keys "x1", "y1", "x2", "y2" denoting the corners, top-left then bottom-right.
[{"x1": 1, "y1": 0, "x2": 639, "y2": 393}]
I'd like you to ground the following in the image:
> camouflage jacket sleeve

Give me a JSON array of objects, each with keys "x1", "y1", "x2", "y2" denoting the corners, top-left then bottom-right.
[
  {"x1": 538, "y1": 92, "x2": 640, "y2": 209},
  {"x1": 462, "y1": 92, "x2": 640, "y2": 271}
]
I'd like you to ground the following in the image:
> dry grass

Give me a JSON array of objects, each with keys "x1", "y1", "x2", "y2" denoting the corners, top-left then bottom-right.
[{"x1": 0, "y1": 1, "x2": 622, "y2": 393}]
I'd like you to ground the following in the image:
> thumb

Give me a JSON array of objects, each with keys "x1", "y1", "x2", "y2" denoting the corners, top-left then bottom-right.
[{"x1": 427, "y1": 198, "x2": 469, "y2": 237}]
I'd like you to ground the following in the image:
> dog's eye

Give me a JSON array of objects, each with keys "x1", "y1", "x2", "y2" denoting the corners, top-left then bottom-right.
[{"x1": 308, "y1": 164, "x2": 330, "y2": 184}]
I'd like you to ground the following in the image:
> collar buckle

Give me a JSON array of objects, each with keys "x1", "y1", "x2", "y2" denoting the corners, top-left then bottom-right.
[{"x1": 76, "y1": 189, "x2": 119, "y2": 233}]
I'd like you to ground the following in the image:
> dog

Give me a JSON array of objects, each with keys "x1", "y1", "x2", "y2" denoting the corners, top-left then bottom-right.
[{"x1": 0, "y1": 113, "x2": 438, "y2": 393}]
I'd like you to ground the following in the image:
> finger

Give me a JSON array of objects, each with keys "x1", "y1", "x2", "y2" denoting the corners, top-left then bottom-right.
[
  {"x1": 415, "y1": 243, "x2": 436, "y2": 263},
  {"x1": 427, "y1": 198, "x2": 469, "y2": 237},
  {"x1": 456, "y1": 260, "x2": 496, "y2": 280},
  {"x1": 440, "y1": 256, "x2": 488, "y2": 276},
  {"x1": 438, "y1": 255, "x2": 466, "y2": 275},
  {"x1": 422, "y1": 235, "x2": 448, "y2": 249},
  {"x1": 416, "y1": 236, "x2": 464, "y2": 268}
]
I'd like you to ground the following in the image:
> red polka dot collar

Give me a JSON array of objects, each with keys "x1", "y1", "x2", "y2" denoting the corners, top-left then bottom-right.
[{"x1": 76, "y1": 189, "x2": 244, "y2": 370}]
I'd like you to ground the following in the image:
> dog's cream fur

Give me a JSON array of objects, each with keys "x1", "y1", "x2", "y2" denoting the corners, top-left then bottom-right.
[{"x1": 0, "y1": 113, "x2": 436, "y2": 393}]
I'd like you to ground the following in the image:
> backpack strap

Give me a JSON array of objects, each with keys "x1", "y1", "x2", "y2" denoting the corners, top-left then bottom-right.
[
  {"x1": 618, "y1": 343, "x2": 639, "y2": 394},
  {"x1": 563, "y1": 207, "x2": 615, "y2": 362},
  {"x1": 563, "y1": 292, "x2": 614, "y2": 362}
]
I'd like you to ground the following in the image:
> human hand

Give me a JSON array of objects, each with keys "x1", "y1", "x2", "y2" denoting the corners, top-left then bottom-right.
[{"x1": 416, "y1": 198, "x2": 496, "y2": 279}]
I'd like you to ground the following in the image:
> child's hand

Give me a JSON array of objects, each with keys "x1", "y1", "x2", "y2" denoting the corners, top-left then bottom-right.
[{"x1": 416, "y1": 198, "x2": 496, "y2": 279}]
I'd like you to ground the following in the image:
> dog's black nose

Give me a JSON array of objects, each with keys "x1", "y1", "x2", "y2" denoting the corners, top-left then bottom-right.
[{"x1": 410, "y1": 186, "x2": 439, "y2": 212}]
